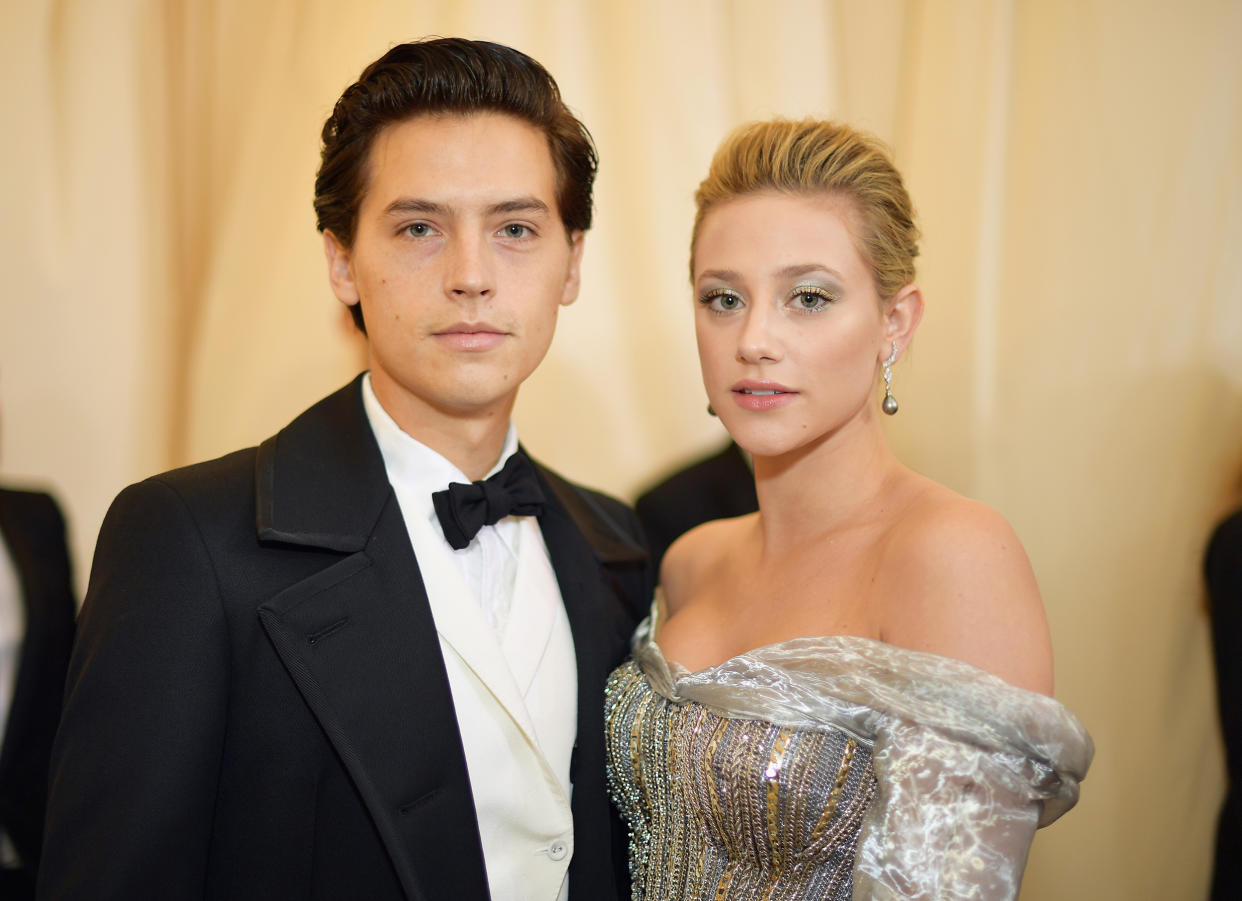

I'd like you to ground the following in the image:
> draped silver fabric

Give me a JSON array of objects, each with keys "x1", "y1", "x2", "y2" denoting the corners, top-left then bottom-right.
[{"x1": 606, "y1": 613, "x2": 1093, "y2": 901}]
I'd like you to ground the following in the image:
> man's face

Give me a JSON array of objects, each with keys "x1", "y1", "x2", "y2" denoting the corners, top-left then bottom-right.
[{"x1": 324, "y1": 112, "x2": 583, "y2": 432}]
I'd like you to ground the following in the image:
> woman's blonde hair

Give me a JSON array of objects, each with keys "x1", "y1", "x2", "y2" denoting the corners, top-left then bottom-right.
[{"x1": 691, "y1": 119, "x2": 920, "y2": 300}]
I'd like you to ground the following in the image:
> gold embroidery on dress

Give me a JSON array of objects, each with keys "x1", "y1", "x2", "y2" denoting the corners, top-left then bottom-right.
[
  {"x1": 809, "y1": 737, "x2": 858, "y2": 845},
  {"x1": 605, "y1": 661, "x2": 878, "y2": 901},
  {"x1": 764, "y1": 727, "x2": 793, "y2": 879}
]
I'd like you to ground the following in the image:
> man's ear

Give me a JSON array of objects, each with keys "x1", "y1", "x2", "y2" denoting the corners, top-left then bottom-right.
[
  {"x1": 323, "y1": 230, "x2": 360, "y2": 308},
  {"x1": 559, "y1": 230, "x2": 585, "y2": 307},
  {"x1": 881, "y1": 283, "x2": 924, "y2": 361}
]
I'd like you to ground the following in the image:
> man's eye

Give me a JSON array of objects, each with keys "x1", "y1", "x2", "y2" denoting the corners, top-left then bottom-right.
[
  {"x1": 405, "y1": 223, "x2": 431, "y2": 237},
  {"x1": 502, "y1": 224, "x2": 530, "y2": 238}
]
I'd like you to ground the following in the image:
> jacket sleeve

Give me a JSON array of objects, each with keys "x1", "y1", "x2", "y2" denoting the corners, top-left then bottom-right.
[
  {"x1": 38, "y1": 478, "x2": 230, "y2": 900},
  {"x1": 619, "y1": 500, "x2": 657, "y2": 618},
  {"x1": 1, "y1": 491, "x2": 78, "y2": 870}
]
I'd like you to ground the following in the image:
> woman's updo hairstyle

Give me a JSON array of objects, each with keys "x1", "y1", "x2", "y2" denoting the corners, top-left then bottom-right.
[{"x1": 691, "y1": 119, "x2": 920, "y2": 300}]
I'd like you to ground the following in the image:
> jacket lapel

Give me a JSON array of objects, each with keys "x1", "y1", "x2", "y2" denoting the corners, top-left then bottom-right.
[
  {"x1": 253, "y1": 378, "x2": 489, "y2": 901},
  {"x1": 401, "y1": 505, "x2": 541, "y2": 744}
]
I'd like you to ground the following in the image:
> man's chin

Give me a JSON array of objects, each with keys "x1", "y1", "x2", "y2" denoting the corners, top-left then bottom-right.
[{"x1": 430, "y1": 387, "x2": 523, "y2": 421}]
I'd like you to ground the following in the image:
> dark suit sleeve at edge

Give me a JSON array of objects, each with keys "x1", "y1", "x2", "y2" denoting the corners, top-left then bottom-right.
[
  {"x1": 585, "y1": 487, "x2": 656, "y2": 619},
  {"x1": 576, "y1": 491, "x2": 653, "y2": 901},
  {"x1": 622, "y1": 500, "x2": 658, "y2": 619},
  {"x1": 38, "y1": 479, "x2": 230, "y2": 900}
]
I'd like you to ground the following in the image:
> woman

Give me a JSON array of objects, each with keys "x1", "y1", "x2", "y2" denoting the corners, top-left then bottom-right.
[{"x1": 604, "y1": 120, "x2": 1092, "y2": 900}]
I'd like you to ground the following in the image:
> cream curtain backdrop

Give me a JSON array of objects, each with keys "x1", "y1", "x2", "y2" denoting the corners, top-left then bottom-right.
[{"x1": 3, "y1": 1, "x2": 1241, "y2": 898}]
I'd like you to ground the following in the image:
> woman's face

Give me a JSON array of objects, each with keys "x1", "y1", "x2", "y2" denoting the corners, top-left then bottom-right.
[{"x1": 693, "y1": 191, "x2": 893, "y2": 459}]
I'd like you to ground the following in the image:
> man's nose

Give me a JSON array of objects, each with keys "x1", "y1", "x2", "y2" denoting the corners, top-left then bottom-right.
[{"x1": 444, "y1": 232, "x2": 495, "y2": 299}]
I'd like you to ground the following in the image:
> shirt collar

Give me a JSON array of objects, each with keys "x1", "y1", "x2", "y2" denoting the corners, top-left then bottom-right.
[{"x1": 360, "y1": 372, "x2": 519, "y2": 522}]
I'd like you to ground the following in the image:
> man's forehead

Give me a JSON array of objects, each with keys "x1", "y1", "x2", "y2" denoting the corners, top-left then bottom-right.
[{"x1": 362, "y1": 111, "x2": 558, "y2": 212}]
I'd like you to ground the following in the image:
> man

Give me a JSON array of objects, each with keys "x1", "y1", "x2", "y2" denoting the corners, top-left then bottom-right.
[
  {"x1": 40, "y1": 39, "x2": 652, "y2": 901},
  {"x1": 0, "y1": 485, "x2": 75, "y2": 899}
]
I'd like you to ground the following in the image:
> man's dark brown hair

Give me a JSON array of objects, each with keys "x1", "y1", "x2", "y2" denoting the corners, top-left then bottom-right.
[{"x1": 314, "y1": 38, "x2": 599, "y2": 332}]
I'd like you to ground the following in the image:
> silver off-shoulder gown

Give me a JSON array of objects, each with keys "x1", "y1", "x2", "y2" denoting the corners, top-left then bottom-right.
[{"x1": 604, "y1": 612, "x2": 1093, "y2": 901}]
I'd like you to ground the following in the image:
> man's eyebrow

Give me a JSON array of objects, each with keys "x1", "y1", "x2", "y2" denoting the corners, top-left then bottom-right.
[
  {"x1": 487, "y1": 197, "x2": 550, "y2": 217},
  {"x1": 382, "y1": 198, "x2": 447, "y2": 217},
  {"x1": 380, "y1": 196, "x2": 551, "y2": 218}
]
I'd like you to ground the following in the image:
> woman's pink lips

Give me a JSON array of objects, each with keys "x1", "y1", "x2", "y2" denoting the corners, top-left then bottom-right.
[
  {"x1": 730, "y1": 382, "x2": 798, "y2": 411},
  {"x1": 433, "y1": 325, "x2": 509, "y2": 352}
]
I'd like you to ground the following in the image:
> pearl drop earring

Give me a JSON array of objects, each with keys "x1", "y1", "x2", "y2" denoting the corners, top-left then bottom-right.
[{"x1": 881, "y1": 341, "x2": 899, "y2": 415}]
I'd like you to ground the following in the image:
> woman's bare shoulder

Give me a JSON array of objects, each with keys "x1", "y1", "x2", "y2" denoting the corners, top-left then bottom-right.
[
  {"x1": 659, "y1": 514, "x2": 755, "y2": 616},
  {"x1": 879, "y1": 483, "x2": 1054, "y2": 695}
]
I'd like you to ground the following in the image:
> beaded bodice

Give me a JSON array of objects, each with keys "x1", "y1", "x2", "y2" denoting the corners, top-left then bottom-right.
[{"x1": 606, "y1": 659, "x2": 877, "y2": 900}]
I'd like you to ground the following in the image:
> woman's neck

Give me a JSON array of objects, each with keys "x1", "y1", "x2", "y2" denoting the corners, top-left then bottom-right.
[{"x1": 751, "y1": 417, "x2": 903, "y2": 556}]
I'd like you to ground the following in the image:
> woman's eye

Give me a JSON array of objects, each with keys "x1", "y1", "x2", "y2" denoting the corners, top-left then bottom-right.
[
  {"x1": 700, "y1": 291, "x2": 743, "y2": 312},
  {"x1": 791, "y1": 288, "x2": 834, "y2": 312}
]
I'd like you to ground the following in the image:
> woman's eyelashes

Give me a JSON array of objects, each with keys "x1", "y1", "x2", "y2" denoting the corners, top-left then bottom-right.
[
  {"x1": 789, "y1": 285, "x2": 838, "y2": 313},
  {"x1": 697, "y1": 288, "x2": 744, "y2": 313},
  {"x1": 697, "y1": 285, "x2": 840, "y2": 314}
]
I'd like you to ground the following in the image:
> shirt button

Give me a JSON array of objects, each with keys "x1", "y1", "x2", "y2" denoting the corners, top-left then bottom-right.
[{"x1": 548, "y1": 840, "x2": 568, "y2": 861}]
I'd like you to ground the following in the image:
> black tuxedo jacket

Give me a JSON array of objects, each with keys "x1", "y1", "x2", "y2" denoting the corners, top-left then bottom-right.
[
  {"x1": 1206, "y1": 509, "x2": 1242, "y2": 901},
  {"x1": 0, "y1": 489, "x2": 76, "y2": 890},
  {"x1": 39, "y1": 378, "x2": 652, "y2": 901}
]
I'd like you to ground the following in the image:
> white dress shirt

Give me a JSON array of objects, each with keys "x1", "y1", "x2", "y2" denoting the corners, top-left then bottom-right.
[{"x1": 361, "y1": 375, "x2": 578, "y2": 901}]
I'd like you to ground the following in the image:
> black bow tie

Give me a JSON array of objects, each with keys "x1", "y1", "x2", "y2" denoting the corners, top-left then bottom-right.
[{"x1": 432, "y1": 450, "x2": 546, "y2": 550}]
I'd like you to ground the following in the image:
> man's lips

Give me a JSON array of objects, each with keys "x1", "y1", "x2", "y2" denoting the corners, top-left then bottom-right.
[{"x1": 433, "y1": 323, "x2": 509, "y2": 351}]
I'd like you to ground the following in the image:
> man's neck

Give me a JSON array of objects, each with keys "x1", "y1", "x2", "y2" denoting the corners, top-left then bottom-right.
[{"x1": 369, "y1": 374, "x2": 514, "y2": 481}]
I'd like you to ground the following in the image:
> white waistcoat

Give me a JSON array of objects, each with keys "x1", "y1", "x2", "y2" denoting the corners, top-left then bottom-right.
[{"x1": 363, "y1": 379, "x2": 578, "y2": 901}]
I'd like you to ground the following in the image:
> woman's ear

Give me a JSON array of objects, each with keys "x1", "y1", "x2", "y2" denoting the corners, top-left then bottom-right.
[{"x1": 881, "y1": 283, "x2": 924, "y2": 360}]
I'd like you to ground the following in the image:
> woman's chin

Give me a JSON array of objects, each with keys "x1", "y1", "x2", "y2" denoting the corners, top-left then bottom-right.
[{"x1": 723, "y1": 427, "x2": 811, "y2": 461}]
